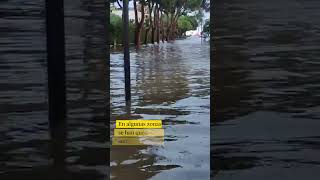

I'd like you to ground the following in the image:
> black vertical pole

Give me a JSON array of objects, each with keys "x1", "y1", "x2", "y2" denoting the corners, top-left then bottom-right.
[
  {"x1": 45, "y1": 0, "x2": 67, "y2": 170},
  {"x1": 201, "y1": 20, "x2": 203, "y2": 43},
  {"x1": 123, "y1": 0, "x2": 131, "y2": 105}
]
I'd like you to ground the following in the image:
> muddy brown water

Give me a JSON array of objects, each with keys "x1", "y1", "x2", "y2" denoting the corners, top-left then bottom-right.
[{"x1": 110, "y1": 37, "x2": 210, "y2": 180}]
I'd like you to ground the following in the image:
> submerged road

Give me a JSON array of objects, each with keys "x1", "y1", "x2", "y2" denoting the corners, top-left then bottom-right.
[{"x1": 111, "y1": 37, "x2": 210, "y2": 180}]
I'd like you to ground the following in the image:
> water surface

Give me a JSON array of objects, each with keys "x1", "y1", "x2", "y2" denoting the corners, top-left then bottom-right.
[
  {"x1": 0, "y1": 0, "x2": 108, "y2": 179},
  {"x1": 213, "y1": 0, "x2": 320, "y2": 179},
  {"x1": 111, "y1": 37, "x2": 210, "y2": 180}
]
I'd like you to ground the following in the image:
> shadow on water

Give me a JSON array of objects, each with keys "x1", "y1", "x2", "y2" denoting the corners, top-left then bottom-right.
[{"x1": 212, "y1": 0, "x2": 320, "y2": 179}]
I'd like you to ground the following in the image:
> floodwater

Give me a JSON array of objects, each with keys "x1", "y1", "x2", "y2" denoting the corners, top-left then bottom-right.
[
  {"x1": 213, "y1": 0, "x2": 320, "y2": 179},
  {"x1": 1, "y1": 0, "x2": 107, "y2": 179},
  {"x1": 110, "y1": 37, "x2": 210, "y2": 180}
]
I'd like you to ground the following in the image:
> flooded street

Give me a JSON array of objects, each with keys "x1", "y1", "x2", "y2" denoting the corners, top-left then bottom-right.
[
  {"x1": 213, "y1": 0, "x2": 320, "y2": 179},
  {"x1": 111, "y1": 37, "x2": 210, "y2": 180}
]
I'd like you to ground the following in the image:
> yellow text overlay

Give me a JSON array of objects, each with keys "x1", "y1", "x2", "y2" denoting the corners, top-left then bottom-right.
[
  {"x1": 116, "y1": 120, "x2": 162, "y2": 128},
  {"x1": 114, "y1": 129, "x2": 164, "y2": 137}
]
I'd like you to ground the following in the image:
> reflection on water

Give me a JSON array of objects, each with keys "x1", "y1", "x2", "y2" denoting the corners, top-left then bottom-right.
[
  {"x1": 0, "y1": 0, "x2": 107, "y2": 179},
  {"x1": 111, "y1": 37, "x2": 210, "y2": 180},
  {"x1": 213, "y1": 0, "x2": 320, "y2": 179}
]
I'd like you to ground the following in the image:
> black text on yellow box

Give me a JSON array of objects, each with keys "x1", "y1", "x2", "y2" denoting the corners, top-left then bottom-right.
[
  {"x1": 116, "y1": 120, "x2": 162, "y2": 128},
  {"x1": 114, "y1": 129, "x2": 164, "y2": 137}
]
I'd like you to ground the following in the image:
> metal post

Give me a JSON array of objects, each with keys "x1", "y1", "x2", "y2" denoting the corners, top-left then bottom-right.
[
  {"x1": 123, "y1": 0, "x2": 131, "y2": 105},
  {"x1": 45, "y1": 0, "x2": 67, "y2": 168}
]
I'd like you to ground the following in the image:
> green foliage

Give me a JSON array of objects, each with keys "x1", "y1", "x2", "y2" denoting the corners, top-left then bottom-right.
[
  {"x1": 202, "y1": 18, "x2": 210, "y2": 34},
  {"x1": 159, "y1": 0, "x2": 178, "y2": 14},
  {"x1": 177, "y1": 16, "x2": 194, "y2": 34},
  {"x1": 110, "y1": 13, "x2": 135, "y2": 46},
  {"x1": 128, "y1": 20, "x2": 135, "y2": 44},
  {"x1": 159, "y1": 0, "x2": 202, "y2": 14},
  {"x1": 195, "y1": 9, "x2": 204, "y2": 23},
  {"x1": 110, "y1": 0, "x2": 207, "y2": 46},
  {"x1": 185, "y1": 0, "x2": 202, "y2": 12},
  {"x1": 186, "y1": 15, "x2": 198, "y2": 29},
  {"x1": 110, "y1": 13, "x2": 123, "y2": 45}
]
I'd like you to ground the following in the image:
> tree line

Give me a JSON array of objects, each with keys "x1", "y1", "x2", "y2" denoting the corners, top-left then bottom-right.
[{"x1": 110, "y1": 0, "x2": 210, "y2": 49}]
